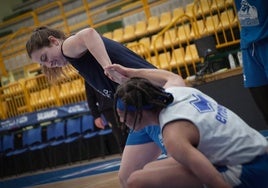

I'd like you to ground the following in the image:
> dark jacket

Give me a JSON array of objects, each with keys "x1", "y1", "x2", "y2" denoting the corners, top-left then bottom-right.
[{"x1": 85, "y1": 82, "x2": 113, "y2": 119}]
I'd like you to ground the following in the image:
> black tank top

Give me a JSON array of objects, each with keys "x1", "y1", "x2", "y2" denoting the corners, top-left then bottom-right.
[{"x1": 62, "y1": 36, "x2": 155, "y2": 98}]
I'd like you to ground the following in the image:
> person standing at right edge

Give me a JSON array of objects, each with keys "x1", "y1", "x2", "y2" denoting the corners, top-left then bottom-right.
[{"x1": 234, "y1": 0, "x2": 268, "y2": 125}]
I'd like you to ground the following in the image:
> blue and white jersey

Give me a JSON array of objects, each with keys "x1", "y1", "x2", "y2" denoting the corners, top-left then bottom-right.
[
  {"x1": 159, "y1": 87, "x2": 268, "y2": 165},
  {"x1": 235, "y1": 0, "x2": 268, "y2": 48}
]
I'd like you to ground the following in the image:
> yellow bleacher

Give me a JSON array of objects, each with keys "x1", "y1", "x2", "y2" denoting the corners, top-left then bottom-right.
[
  {"x1": 147, "y1": 16, "x2": 160, "y2": 34},
  {"x1": 112, "y1": 28, "x2": 124, "y2": 43},
  {"x1": 134, "y1": 20, "x2": 148, "y2": 38},
  {"x1": 159, "y1": 11, "x2": 172, "y2": 29},
  {"x1": 0, "y1": 0, "x2": 241, "y2": 119},
  {"x1": 170, "y1": 48, "x2": 185, "y2": 70},
  {"x1": 123, "y1": 25, "x2": 136, "y2": 42},
  {"x1": 163, "y1": 28, "x2": 178, "y2": 49}
]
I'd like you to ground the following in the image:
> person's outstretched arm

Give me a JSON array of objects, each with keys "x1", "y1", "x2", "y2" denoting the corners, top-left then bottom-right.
[
  {"x1": 62, "y1": 27, "x2": 112, "y2": 68},
  {"x1": 105, "y1": 64, "x2": 186, "y2": 88}
]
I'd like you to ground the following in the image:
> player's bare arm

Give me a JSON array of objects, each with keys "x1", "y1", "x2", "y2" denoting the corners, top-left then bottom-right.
[
  {"x1": 163, "y1": 121, "x2": 231, "y2": 188},
  {"x1": 105, "y1": 64, "x2": 185, "y2": 88},
  {"x1": 63, "y1": 28, "x2": 112, "y2": 68}
]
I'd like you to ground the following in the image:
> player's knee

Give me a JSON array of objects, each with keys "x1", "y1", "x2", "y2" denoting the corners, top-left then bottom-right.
[
  {"x1": 127, "y1": 171, "x2": 148, "y2": 188},
  {"x1": 143, "y1": 161, "x2": 154, "y2": 169},
  {"x1": 118, "y1": 169, "x2": 128, "y2": 188}
]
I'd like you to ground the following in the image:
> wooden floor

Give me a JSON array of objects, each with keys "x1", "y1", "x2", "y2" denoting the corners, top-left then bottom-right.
[
  {"x1": 28, "y1": 154, "x2": 121, "y2": 188},
  {"x1": 32, "y1": 171, "x2": 120, "y2": 188}
]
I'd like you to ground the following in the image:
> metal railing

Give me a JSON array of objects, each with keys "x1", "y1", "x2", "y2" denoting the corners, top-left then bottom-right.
[{"x1": 0, "y1": 0, "x2": 241, "y2": 120}]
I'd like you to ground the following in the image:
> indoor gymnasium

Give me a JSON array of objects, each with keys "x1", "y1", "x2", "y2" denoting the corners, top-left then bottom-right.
[{"x1": 0, "y1": 0, "x2": 267, "y2": 187}]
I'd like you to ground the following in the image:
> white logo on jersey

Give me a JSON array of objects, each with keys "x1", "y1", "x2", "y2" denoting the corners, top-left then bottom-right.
[
  {"x1": 237, "y1": 0, "x2": 259, "y2": 26},
  {"x1": 102, "y1": 89, "x2": 112, "y2": 98}
]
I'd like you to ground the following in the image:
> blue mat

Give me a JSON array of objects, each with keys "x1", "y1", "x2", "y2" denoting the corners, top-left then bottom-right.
[{"x1": 0, "y1": 158, "x2": 121, "y2": 188}]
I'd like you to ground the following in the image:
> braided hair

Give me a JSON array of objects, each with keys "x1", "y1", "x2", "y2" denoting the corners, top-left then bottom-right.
[{"x1": 114, "y1": 77, "x2": 174, "y2": 131}]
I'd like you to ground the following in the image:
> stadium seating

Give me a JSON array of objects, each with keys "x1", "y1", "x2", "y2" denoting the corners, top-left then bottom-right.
[
  {"x1": 81, "y1": 114, "x2": 100, "y2": 159},
  {"x1": 0, "y1": 0, "x2": 242, "y2": 176},
  {"x1": 123, "y1": 25, "x2": 136, "y2": 42},
  {"x1": 64, "y1": 117, "x2": 82, "y2": 163},
  {"x1": 49, "y1": 121, "x2": 66, "y2": 167},
  {"x1": 134, "y1": 20, "x2": 148, "y2": 38}
]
